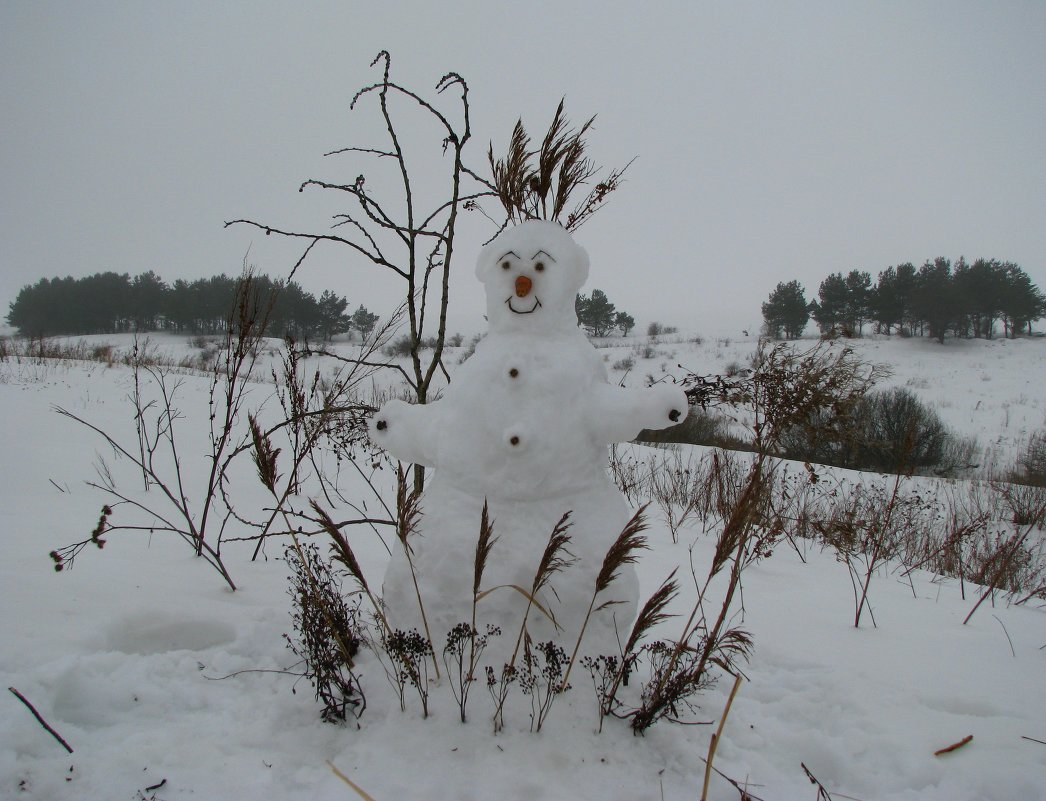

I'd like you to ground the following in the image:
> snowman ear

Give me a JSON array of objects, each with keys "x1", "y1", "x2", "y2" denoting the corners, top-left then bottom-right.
[
  {"x1": 475, "y1": 240, "x2": 497, "y2": 283},
  {"x1": 571, "y1": 242, "x2": 591, "y2": 292}
]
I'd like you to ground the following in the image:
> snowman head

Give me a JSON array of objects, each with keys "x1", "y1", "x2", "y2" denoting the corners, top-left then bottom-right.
[{"x1": 476, "y1": 220, "x2": 590, "y2": 335}]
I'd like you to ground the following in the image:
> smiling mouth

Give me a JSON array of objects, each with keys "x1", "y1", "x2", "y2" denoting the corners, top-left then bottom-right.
[{"x1": 506, "y1": 296, "x2": 542, "y2": 315}]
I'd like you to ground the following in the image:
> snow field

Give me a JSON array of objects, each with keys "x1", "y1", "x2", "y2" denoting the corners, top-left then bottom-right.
[{"x1": 1, "y1": 331, "x2": 1044, "y2": 800}]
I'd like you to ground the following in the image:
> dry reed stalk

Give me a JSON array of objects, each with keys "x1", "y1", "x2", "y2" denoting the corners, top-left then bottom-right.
[
  {"x1": 394, "y1": 466, "x2": 440, "y2": 679},
  {"x1": 248, "y1": 413, "x2": 281, "y2": 493},
  {"x1": 560, "y1": 506, "x2": 649, "y2": 692},
  {"x1": 509, "y1": 512, "x2": 575, "y2": 666},
  {"x1": 633, "y1": 455, "x2": 765, "y2": 732},
  {"x1": 327, "y1": 761, "x2": 379, "y2": 801},
  {"x1": 851, "y1": 470, "x2": 906, "y2": 628},
  {"x1": 701, "y1": 673, "x2": 743, "y2": 801},
  {"x1": 309, "y1": 499, "x2": 390, "y2": 638},
  {"x1": 475, "y1": 584, "x2": 559, "y2": 625},
  {"x1": 600, "y1": 570, "x2": 679, "y2": 727},
  {"x1": 248, "y1": 411, "x2": 368, "y2": 682},
  {"x1": 491, "y1": 512, "x2": 574, "y2": 733},
  {"x1": 468, "y1": 501, "x2": 497, "y2": 685}
]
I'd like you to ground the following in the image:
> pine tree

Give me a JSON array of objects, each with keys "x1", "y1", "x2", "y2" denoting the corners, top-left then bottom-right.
[
  {"x1": 615, "y1": 311, "x2": 635, "y2": 336},
  {"x1": 316, "y1": 290, "x2": 351, "y2": 341},
  {"x1": 350, "y1": 305, "x2": 379, "y2": 339},
  {"x1": 912, "y1": 258, "x2": 956, "y2": 344},
  {"x1": 761, "y1": 280, "x2": 809, "y2": 339},
  {"x1": 811, "y1": 273, "x2": 849, "y2": 335},
  {"x1": 843, "y1": 270, "x2": 872, "y2": 335},
  {"x1": 575, "y1": 289, "x2": 620, "y2": 337}
]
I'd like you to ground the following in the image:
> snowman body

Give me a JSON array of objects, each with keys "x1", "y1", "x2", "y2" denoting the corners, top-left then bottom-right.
[{"x1": 371, "y1": 221, "x2": 686, "y2": 662}]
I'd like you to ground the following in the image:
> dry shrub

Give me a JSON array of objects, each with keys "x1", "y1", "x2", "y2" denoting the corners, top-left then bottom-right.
[
  {"x1": 608, "y1": 444, "x2": 651, "y2": 505},
  {"x1": 814, "y1": 476, "x2": 940, "y2": 626},
  {"x1": 1012, "y1": 430, "x2": 1046, "y2": 487},
  {"x1": 777, "y1": 387, "x2": 968, "y2": 475},
  {"x1": 285, "y1": 543, "x2": 364, "y2": 723}
]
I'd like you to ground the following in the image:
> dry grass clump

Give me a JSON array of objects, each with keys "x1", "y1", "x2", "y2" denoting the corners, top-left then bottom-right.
[
  {"x1": 2, "y1": 335, "x2": 181, "y2": 369},
  {"x1": 489, "y1": 99, "x2": 631, "y2": 231}
]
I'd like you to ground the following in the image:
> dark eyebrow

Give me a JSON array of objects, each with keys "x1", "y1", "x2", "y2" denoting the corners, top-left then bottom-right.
[
  {"x1": 498, "y1": 250, "x2": 520, "y2": 260},
  {"x1": 532, "y1": 250, "x2": 556, "y2": 262}
]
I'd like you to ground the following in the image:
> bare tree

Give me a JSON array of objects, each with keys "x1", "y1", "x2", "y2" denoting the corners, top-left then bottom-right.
[{"x1": 226, "y1": 51, "x2": 497, "y2": 492}]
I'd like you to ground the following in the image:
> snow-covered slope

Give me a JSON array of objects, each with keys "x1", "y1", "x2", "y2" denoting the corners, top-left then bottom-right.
[{"x1": 1, "y1": 334, "x2": 1044, "y2": 800}]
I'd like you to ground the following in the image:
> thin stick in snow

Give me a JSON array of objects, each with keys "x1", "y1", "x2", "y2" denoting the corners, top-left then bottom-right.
[
  {"x1": 327, "y1": 760, "x2": 379, "y2": 801},
  {"x1": 934, "y1": 734, "x2": 973, "y2": 756},
  {"x1": 992, "y1": 614, "x2": 1016, "y2": 657},
  {"x1": 700, "y1": 673, "x2": 743, "y2": 801},
  {"x1": 8, "y1": 687, "x2": 74, "y2": 754}
]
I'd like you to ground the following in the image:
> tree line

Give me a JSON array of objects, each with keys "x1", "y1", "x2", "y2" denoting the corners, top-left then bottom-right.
[
  {"x1": 6, "y1": 271, "x2": 380, "y2": 340},
  {"x1": 762, "y1": 257, "x2": 1045, "y2": 342}
]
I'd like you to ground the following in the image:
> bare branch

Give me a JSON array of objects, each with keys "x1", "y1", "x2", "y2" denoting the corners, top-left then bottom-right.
[{"x1": 223, "y1": 219, "x2": 408, "y2": 279}]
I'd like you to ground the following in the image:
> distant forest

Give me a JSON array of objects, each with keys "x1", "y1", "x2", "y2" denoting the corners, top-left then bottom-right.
[
  {"x1": 5, "y1": 271, "x2": 379, "y2": 341},
  {"x1": 762, "y1": 257, "x2": 1046, "y2": 342}
]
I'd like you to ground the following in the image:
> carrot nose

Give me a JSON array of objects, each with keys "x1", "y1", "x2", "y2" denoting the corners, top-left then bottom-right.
[{"x1": 515, "y1": 275, "x2": 532, "y2": 298}]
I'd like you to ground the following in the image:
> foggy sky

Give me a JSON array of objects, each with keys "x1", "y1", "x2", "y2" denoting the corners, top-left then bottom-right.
[{"x1": 3, "y1": 1, "x2": 1045, "y2": 336}]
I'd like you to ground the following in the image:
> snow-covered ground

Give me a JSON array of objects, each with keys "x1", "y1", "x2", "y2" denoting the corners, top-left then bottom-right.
[{"x1": 2, "y1": 332, "x2": 1045, "y2": 800}]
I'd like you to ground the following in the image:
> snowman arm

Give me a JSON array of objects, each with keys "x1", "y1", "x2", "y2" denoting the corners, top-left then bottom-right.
[
  {"x1": 368, "y1": 398, "x2": 439, "y2": 467},
  {"x1": 589, "y1": 382, "x2": 689, "y2": 443}
]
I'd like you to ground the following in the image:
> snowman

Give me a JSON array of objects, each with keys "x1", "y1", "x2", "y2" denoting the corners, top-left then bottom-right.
[{"x1": 369, "y1": 220, "x2": 686, "y2": 663}]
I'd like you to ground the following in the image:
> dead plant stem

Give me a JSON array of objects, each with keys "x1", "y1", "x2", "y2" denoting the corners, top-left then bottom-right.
[{"x1": 701, "y1": 673, "x2": 743, "y2": 801}]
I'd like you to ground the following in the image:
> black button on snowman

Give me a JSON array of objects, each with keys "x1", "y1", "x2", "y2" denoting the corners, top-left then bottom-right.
[{"x1": 370, "y1": 220, "x2": 686, "y2": 664}]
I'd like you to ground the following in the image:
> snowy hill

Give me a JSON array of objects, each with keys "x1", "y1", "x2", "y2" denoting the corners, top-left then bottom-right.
[{"x1": 1, "y1": 332, "x2": 1044, "y2": 800}]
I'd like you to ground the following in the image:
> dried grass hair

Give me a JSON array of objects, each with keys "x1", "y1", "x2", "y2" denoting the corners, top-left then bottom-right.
[{"x1": 489, "y1": 99, "x2": 633, "y2": 231}]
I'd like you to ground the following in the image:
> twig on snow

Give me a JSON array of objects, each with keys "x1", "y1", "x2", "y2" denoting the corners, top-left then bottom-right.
[
  {"x1": 992, "y1": 614, "x2": 1016, "y2": 657},
  {"x1": 801, "y1": 762, "x2": 835, "y2": 801},
  {"x1": 328, "y1": 760, "x2": 379, "y2": 801},
  {"x1": 934, "y1": 734, "x2": 973, "y2": 756},
  {"x1": 698, "y1": 759, "x2": 769, "y2": 801},
  {"x1": 8, "y1": 687, "x2": 74, "y2": 753}
]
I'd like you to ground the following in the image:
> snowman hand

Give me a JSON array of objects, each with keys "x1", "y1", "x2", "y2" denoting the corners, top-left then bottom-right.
[
  {"x1": 368, "y1": 400, "x2": 399, "y2": 443},
  {"x1": 652, "y1": 383, "x2": 689, "y2": 429},
  {"x1": 369, "y1": 399, "x2": 437, "y2": 466},
  {"x1": 590, "y1": 382, "x2": 689, "y2": 444}
]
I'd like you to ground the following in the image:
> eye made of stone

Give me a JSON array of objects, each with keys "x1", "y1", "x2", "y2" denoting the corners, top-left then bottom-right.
[
  {"x1": 535, "y1": 262, "x2": 545, "y2": 272},
  {"x1": 501, "y1": 260, "x2": 511, "y2": 271}
]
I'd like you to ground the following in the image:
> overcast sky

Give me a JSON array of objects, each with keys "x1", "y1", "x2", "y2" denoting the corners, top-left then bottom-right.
[{"x1": 3, "y1": 1, "x2": 1045, "y2": 336}]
